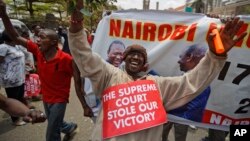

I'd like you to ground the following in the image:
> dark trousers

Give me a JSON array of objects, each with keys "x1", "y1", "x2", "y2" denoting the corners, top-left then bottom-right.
[
  {"x1": 208, "y1": 129, "x2": 227, "y2": 141},
  {"x1": 5, "y1": 84, "x2": 25, "y2": 122},
  {"x1": 162, "y1": 122, "x2": 188, "y2": 141}
]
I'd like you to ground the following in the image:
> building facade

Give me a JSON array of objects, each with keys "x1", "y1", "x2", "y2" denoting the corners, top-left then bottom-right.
[
  {"x1": 210, "y1": 0, "x2": 250, "y2": 16},
  {"x1": 174, "y1": 0, "x2": 250, "y2": 16}
]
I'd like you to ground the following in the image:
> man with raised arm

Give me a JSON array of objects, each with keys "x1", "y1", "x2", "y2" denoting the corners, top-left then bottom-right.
[
  {"x1": 68, "y1": 0, "x2": 246, "y2": 140},
  {"x1": 0, "y1": 1, "x2": 79, "y2": 141}
]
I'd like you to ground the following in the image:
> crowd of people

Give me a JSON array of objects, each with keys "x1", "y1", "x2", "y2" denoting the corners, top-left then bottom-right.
[{"x1": 0, "y1": 0, "x2": 247, "y2": 141}]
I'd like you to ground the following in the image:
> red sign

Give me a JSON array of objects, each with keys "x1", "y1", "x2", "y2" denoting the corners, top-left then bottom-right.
[{"x1": 102, "y1": 80, "x2": 167, "y2": 139}]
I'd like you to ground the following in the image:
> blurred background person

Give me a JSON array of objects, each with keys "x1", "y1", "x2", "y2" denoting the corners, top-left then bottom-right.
[
  {"x1": 162, "y1": 44, "x2": 209, "y2": 141},
  {"x1": 0, "y1": 30, "x2": 27, "y2": 126}
]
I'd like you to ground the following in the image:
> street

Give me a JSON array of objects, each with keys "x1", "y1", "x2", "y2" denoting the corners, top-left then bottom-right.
[{"x1": 0, "y1": 81, "x2": 227, "y2": 141}]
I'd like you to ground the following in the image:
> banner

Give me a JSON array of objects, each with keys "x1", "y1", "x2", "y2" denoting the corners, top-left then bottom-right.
[
  {"x1": 92, "y1": 10, "x2": 250, "y2": 131},
  {"x1": 102, "y1": 80, "x2": 167, "y2": 139}
]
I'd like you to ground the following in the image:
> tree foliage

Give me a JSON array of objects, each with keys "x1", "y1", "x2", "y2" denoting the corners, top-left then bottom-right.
[
  {"x1": 83, "y1": 0, "x2": 118, "y2": 31},
  {"x1": 68, "y1": 0, "x2": 117, "y2": 30},
  {"x1": 6, "y1": 0, "x2": 66, "y2": 18},
  {"x1": 6, "y1": 0, "x2": 118, "y2": 30}
]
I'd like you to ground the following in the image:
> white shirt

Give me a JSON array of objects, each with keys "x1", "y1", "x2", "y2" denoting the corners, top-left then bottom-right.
[
  {"x1": 83, "y1": 77, "x2": 100, "y2": 117},
  {"x1": 0, "y1": 44, "x2": 25, "y2": 88}
]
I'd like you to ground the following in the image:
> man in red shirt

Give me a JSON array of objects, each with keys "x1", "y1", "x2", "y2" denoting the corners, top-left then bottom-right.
[{"x1": 0, "y1": 1, "x2": 78, "y2": 141}]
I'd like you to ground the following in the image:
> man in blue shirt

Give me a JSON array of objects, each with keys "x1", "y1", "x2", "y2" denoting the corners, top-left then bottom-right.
[{"x1": 162, "y1": 44, "x2": 209, "y2": 141}]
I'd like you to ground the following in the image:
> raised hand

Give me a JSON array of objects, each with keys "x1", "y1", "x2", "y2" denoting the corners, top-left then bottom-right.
[
  {"x1": 0, "y1": 0, "x2": 7, "y2": 17},
  {"x1": 69, "y1": 0, "x2": 84, "y2": 33},
  {"x1": 207, "y1": 17, "x2": 247, "y2": 56}
]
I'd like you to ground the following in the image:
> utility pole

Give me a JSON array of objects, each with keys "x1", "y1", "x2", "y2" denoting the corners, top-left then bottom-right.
[
  {"x1": 143, "y1": 0, "x2": 150, "y2": 10},
  {"x1": 156, "y1": 1, "x2": 159, "y2": 10}
]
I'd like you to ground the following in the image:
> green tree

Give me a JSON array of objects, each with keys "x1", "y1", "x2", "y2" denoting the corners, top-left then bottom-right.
[
  {"x1": 68, "y1": 0, "x2": 117, "y2": 31},
  {"x1": 5, "y1": 0, "x2": 118, "y2": 30},
  {"x1": 84, "y1": 0, "x2": 117, "y2": 31},
  {"x1": 6, "y1": 0, "x2": 66, "y2": 18}
]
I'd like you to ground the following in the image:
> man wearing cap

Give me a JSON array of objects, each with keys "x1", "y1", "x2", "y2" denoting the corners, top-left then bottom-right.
[{"x1": 68, "y1": 0, "x2": 246, "y2": 140}]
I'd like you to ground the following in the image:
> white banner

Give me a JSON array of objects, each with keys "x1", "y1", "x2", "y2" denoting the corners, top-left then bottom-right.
[{"x1": 92, "y1": 10, "x2": 250, "y2": 131}]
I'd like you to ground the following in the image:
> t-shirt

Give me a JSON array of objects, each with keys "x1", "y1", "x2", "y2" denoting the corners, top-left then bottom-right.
[
  {"x1": 26, "y1": 40, "x2": 73, "y2": 103},
  {"x1": 0, "y1": 44, "x2": 25, "y2": 88},
  {"x1": 169, "y1": 86, "x2": 211, "y2": 122},
  {"x1": 18, "y1": 46, "x2": 34, "y2": 72},
  {"x1": 83, "y1": 77, "x2": 100, "y2": 116}
]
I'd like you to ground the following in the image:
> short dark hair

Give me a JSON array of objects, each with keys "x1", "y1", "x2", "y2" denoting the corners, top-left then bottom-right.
[
  {"x1": 41, "y1": 29, "x2": 59, "y2": 41},
  {"x1": 107, "y1": 40, "x2": 125, "y2": 53},
  {"x1": 2, "y1": 30, "x2": 12, "y2": 42}
]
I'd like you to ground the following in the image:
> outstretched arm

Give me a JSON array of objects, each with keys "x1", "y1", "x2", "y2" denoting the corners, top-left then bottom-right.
[
  {"x1": 0, "y1": 94, "x2": 46, "y2": 123},
  {"x1": 68, "y1": 0, "x2": 113, "y2": 96},
  {"x1": 160, "y1": 18, "x2": 247, "y2": 111},
  {"x1": 0, "y1": 0, "x2": 28, "y2": 47},
  {"x1": 72, "y1": 61, "x2": 94, "y2": 117},
  {"x1": 69, "y1": 0, "x2": 84, "y2": 33}
]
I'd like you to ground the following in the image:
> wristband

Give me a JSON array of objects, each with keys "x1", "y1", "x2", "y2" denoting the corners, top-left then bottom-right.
[{"x1": 70, "y1": 18, "x2": 83, "y2": 24}]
